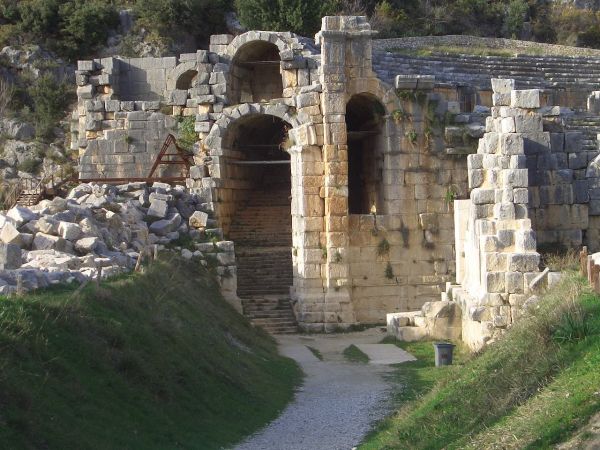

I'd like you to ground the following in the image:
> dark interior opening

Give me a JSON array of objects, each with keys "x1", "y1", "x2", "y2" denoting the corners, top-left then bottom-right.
[
  {"x1": 230, "y1": 41, "x2": 283, "y2": 105},
  {"x1": 225, "y1": 114, "x2": 293, "y2": 298},
  {"x1": 176, "y1": 70, "x2": 198, "y2": 90},
  {"x1": 346, "y1": 94, "x2": 385, "y2": 214}
]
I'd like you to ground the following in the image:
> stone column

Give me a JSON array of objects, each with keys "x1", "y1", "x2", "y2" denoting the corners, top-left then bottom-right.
[{"x1": 315, "y1": 16, "x2": 375, "y2": 329}]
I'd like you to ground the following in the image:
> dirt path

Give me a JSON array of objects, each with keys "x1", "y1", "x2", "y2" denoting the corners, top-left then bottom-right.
[{"x1": 235, "y1": 328, "x2": 411, "y2": 450}]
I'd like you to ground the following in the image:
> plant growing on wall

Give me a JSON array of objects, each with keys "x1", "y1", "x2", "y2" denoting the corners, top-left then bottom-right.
[
  {"x1": 444, "y1": 184, "x2": 459, "y2": 211},
  {"x1": 385, "y1": 261, "x2": 395, "y2": 280},
  {"x1": 405, "y1": 129, "x2": 418, "y2": 145},
  {"x1": 333, "y1": 250, "x2": 343, "y2": 263},
  {"x1": 392, "y1": 108, "x2": 411, "y2": 123},
  {"x1": 177, "y1": 116, "x2": 197, "y2": 154},
  {"x1": 377, "y1": 238, "x2": 390, "y2": 257}
]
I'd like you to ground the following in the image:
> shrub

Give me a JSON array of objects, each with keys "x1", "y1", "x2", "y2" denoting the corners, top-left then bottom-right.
[
  {"x1": 503, "y1": 0, "x2": 528, "y2": 38},
  {"x1": 577, "y1": 25, "x2": 600, "y2": 48},
  {"x1": 17, "y1": 157, "x2": 40, "y2": 173},
  {"x1": 56, "y1": 1, "x2": 119, "y2": 60},
  {"x1": 235, "y1": 0, "x2": 337, "y2": 37},
  {"x1": 177, "y1": 116, "x2": 197, "y2": 153},
  {"x1": 3, "y1": 0, "x2": 118, "y2": 60},
  {"x1": 135, "y1": 0, "x2": 229, "y2": 48},
  {"x1": 27, "y1": 74, "x2": 74, "y2": 139}
]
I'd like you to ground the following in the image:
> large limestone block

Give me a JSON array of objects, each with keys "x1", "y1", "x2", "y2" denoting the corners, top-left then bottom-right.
[
  {"x1": 511, "y1": 89, "x2": 540, "y2": 109},
  {"x1": 0, "y1": 222, "x2": 24, "y2": 247},
  {"x1": 147, "y1": 199, "x2": 168, "y2": 219},
  {"x1": 58, "y1": 222, "x2": 82, "y2": 241},
  {"x1": 491, "y1": 78, "x2": 515, "y2": 94},
  {"x1": 7, "y1": 206, "x2": 39, "y2": 227},
  {"x1": 0, "y1": 243, "x2": 21, "y2": 269},
  {"x1": 149, "y1": 213, "x2": 182, "y2": 236},
  {"x1": 32, "y1": 233, "x2": 68, "y2": 252},
  {"x1": 189, "y1": 211, "x2": 208, "y2": 228},
  {"x1": 74, "y1": 236, "x2": 100, "y2": 253}
]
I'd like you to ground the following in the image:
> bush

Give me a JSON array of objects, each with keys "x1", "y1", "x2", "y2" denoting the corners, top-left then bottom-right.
[
  {"x1": 235, "y1": 0, "x2": 337, "y2": 37},
  {"x1": 2, "y1": 0, "x2": 118, "y2": 60},
  {"x1": 134, "y1": 0, "x2": 229, "y2": 48},
  {"x1": 16, "y1": 157, "x2": 40, "y2": 173},
  {"x1": 177, "y1": 116, "x2": 197, "y2": 153},
  {"x1": 27, "y1": 74, "x2": 74, "y2": 139},
  {"x1": 56, "y1": 1, "x2": 119, "y2": 60},
  {"x1": 503, "y1": 0, "x2": 528, "y2": 38}
]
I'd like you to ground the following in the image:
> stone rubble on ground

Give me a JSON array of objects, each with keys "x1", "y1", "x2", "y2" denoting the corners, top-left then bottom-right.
[{"x1": 0, "y1": 182, "x2": 237, "y2": 300}]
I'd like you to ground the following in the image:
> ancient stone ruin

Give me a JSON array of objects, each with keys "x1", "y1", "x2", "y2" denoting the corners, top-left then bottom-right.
[{"x1": 73, "y1": 16, "x2": 600, "y2": 344}]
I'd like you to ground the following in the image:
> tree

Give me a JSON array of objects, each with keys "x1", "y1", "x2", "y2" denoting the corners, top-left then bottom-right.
[{"x1": 235, "y1": 0, "x2": 336, "y2": 37}]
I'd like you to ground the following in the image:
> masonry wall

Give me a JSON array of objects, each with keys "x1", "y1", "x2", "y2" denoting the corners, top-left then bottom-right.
[
  {"x1": 347, "y1": 94, "x2": 468, "y2": 323},
  {"x1": 79, "y1": 17, "x2": 600, "y2": 333}
]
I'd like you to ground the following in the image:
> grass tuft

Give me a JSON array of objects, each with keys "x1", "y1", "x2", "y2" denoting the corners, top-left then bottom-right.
[
  {"x1": 343, "y1": 344, "x2": 370, "y2": 364},
  {"x1": 306, "y1": 346, "x2": 323, "y2": 361}
]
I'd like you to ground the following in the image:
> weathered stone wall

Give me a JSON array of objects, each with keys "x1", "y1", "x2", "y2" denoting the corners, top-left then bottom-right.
[{"x1": 77, "y1": 17, "x2": 600, "y2": 334}]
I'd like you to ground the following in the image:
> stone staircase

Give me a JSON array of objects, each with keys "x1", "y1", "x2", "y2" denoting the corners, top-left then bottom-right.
[
  {"x1": 229, "y1": 181, "x2": 297, "y2": 334},
  {"x1": 565, "y1": 114, "x2": 600, "y2": 152},
  {"x1": 373, "y1": 52, "x2": 600, "y2": 105}
]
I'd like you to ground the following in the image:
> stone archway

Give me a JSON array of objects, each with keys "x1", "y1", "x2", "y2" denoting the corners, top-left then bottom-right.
[
  {"x1": 346, "y1": 93, "x2": 387, "y2": 214},
  {"x1": 216, "y1": 113, "x2": 294, "y2": 303}
]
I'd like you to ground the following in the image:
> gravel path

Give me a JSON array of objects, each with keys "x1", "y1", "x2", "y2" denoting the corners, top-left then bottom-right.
[{"x1": 235, "y1": 329, "x2": 399, "y2": 450}]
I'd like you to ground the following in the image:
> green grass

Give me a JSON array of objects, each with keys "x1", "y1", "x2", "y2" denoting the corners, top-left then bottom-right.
[
  {"x1": 360, "y1": 273, "x2": 600, "y2": 449},
  {"x1": 343, "y1": 344, "x2": 370, "y2": 364},
  {"x1": 390, "y1": 45, "x2": 546, "y2": 58},
  {"x1": 306, "y1": 346, "x2": 323, "y2": 361},
  {"x1": 0, "y1": 256, "x2": 302, "y2": 449}
]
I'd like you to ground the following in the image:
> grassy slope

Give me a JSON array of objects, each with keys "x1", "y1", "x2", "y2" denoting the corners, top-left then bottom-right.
[
  {"x1": 361, "y1": 274, "x2": 600, "y2": 450},
  {"x1": 0, "y1": 256, "x2": 302, "y2": 449}
]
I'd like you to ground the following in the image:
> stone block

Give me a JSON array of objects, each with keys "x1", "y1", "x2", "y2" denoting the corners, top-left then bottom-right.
[
  {"x1": 499, "y1": 133, "x2": 524, "y2": 155},
  {"x1": 486, "y1": 272, "x2": 505, "y2": 293},
  {"x1": 491, "y1": 78, "x2": 515, "y2": 94},
  {"x1": 523, "y1": 133, "x2": 550, "y2": 154},
  {"x1": 58, "y1": 222, "x2": 82, "y2": 241},
  {"x1": 505, "y1": 271, "x2": 524, "y2": 293},
  {"x1": 105, "y1": 100, "x2": 120, "y2": 112},
  {"x1": 500, "y1": 117, "x2": 515, "y2": 133},
  {"x1": 189, "y1": 211, "x2": 208, "y2": 228},
  {"x1": 78, "y1": 60, "x2": 96, "y2": 72},
  {"x1": 492, "y1": 93, "x2": 510, "y2": 106},
  {"x1": 0, "y1": 222, "x2": 24, "y2": 247},
  {"x1": 168, "y1": 89, "x2": 188, "y2": 106},
  {"x1": 550, "y1": 133, "x2": 564, "y2": 152},
  {"x1": 147, "y1": 199, "x2": 168, "y2": 218},
  {"x1": 149, "y1": 213, "x2": 182, "y2": 236},
  {"x1": 502, "y1": 168, "x2": 528, "y2": 188},
  {"x1": 515, "y1": 114, "x2": 542, "y2": 133},
  {"x1": 565, "y1": 132, "x2": 582, "y2": 152},
  {"x1": 507, "y1": 253, "x2": 540, "y2": 272},
  {"x1": 0, "y1": 243, "x2": 21, "y2": 269},
  {"x1": 568, "y1": 152, "x2": 587, "y2": 169},
  {"x1": 77, "y1": 85, "x2": 94, "y2": 99},
  {"x1": 471, "y1": 188, "x2": 495, "y2": 205},
  {"x1": 511, "y1": 89, "x2": 540, "y2": 109}
]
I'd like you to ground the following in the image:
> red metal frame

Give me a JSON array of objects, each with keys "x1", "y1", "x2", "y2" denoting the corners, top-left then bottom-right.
[{"x1": 78, "y1": 134, "x2": 194, "y2": 186}]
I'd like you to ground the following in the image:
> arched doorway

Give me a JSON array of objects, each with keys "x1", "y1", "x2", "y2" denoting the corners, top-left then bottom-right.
[
  {"x1": 346, "y1": 94, "x2": 386, "y2": 214},
  {"x1": 230, "y1": 41, "x2": 283, "y2": 104},
  {"x1": 224, "y1": 114, "x2": 293, "y2": 301}
]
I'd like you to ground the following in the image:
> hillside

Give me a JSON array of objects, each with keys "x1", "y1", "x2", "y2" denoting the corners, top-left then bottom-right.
[
  {"x1": 0, "y1": 256, "x2": 302, "y2": 449},
  {"x1": 360, "y1": 273, "x2": 600, "y2": 449}
]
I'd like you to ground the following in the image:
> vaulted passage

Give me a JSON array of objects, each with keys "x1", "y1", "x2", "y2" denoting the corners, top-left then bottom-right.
[
  {"x1": 225, "y1": 115, "x2": 296, "y2": 333},
  {"x1": 230, "y1": 41, "x2": 283, "y2": 105},
  {"x1": 346, "y1": 94, "x2": 386, "y2": 214}
]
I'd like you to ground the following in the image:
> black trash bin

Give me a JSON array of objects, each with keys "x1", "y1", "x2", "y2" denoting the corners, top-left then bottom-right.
[{"x1": 433, "y1": 342, "x2": 455, "y2": 367}]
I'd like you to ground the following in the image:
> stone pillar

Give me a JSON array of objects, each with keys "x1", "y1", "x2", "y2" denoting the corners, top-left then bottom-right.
[
  {"x1": 459, "y1": 78, "x2": 542, "y2": 348},
  {"x1": 313, "y1": 16, "x2": 376, "y2": 329}
]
